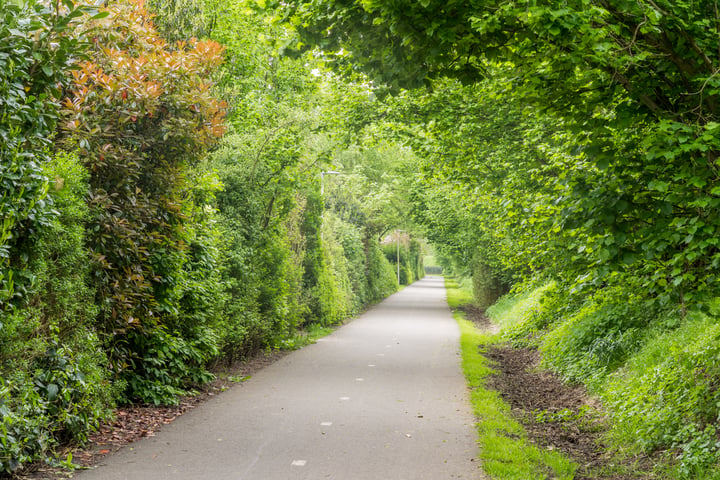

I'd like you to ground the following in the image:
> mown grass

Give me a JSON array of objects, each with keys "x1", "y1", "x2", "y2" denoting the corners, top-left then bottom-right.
[{"x1": 445, "y1": 277, "x2": 577, "y2": 480}]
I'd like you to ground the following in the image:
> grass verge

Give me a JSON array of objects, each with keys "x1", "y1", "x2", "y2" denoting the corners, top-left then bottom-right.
[
  {"x1": 446, "y1": 276, "x2": 578, "y2": 480},
  {"x1": 278, "y1": 323, "x2": 336, "y2": 350}
]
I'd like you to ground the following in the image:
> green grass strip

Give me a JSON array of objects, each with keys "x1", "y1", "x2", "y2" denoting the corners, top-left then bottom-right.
[{"x1": 447, "y1": 277, "x2": 578, "y2": 480}]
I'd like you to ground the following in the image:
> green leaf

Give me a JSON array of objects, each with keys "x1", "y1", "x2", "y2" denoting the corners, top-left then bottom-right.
[
  {"x1": 90, "y1": 11, "x2": 110, "y2": 20},
  {"x1": 46, "y1": 383, "x2": 59, "y2": 401},
  {"x1": 621, "y1": 251, "x2": 637, "y2": 265},
  {"x1": 648, "y1": 180, "x2": 669, "y2": 192}
]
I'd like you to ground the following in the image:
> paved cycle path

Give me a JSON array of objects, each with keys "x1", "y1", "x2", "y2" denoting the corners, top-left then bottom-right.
[{"x1": 75, "y1": 276, "x2": 480, "y2": 479}]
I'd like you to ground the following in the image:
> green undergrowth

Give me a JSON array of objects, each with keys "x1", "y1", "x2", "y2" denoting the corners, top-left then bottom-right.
[
  {"x1": 277, "y1": 323, "x2": 336, "y2": 350},
  {"x1": 488, "y1": 282, "x2": 720, "y2": 479},
  {"x1": 446, "y1": 277, "x2": 577, "y2": 480},
  {"x1": 445, "y1": 276, "x2": 475, "y2": 308}
]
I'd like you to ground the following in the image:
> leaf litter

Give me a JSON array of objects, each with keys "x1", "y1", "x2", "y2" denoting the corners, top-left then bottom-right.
[{"x1": 18, "y1": 350, "x2": 289, "y2": 480}]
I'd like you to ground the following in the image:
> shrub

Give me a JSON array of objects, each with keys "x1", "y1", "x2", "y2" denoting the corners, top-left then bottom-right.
[
  {"x1": 60, "y1": 0, "x2": 226, "y2": 332},
  {"x1": 118, "y1": 327, "x2": 216, "y2": 406},
  {"x1": 366, "y1": 239, "x2": 397, "y2": 302},
  {"x1": 0, "y1": 151, "x2": 117, "y2": 475},
  {"x1": 313, "y1": 212, "x2": 356, "y2": 325},
  {"x1": 0, "y1": 337, "x2": 116, "y2": 476},
  {"x1": 210, "y1": 133, "x2": 309, "y2": 358},
  {"x1": 0, "y1": 0, "x2": 88, "y2": 308},
  {"x1": 55, "y1": 0, "x2": 227, "y2": 406},
  {"x1": 335, "y1": 217, "x2": 369, "y2": 313}
]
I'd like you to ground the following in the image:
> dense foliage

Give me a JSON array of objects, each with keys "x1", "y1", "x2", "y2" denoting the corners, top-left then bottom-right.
[
  {"x1": 287, "y1": 0, "x2": 720, "y2": 307},
  {"x1": 57, "y1": 1, "x2": 228, "y2": 405},
  {"x1": 0, "y1": 2, "x2": 117, "y2": 474},
  {"x1": 285, "y1": 0, "x2": 720, "y2": 476},
  {"x1": 0, "y1": 0, "x2": 90, "y2": 308},
  {"x1": 0, "y1": 0, "x2": 412, "y2": 474},
  {"x1": 24, "y1": 0, "x2": 720, "y2": 476}
]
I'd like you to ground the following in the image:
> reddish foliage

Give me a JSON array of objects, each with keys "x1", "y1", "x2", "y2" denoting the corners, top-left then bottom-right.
[{"x1": 59, "y1": 0, "x2": 226, "y2": 332}]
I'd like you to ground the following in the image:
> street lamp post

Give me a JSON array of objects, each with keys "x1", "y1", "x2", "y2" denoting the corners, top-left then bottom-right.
[
  {"x1": 396, "y1": 229, "x2": 405, "y2": 285},
  {"x1": 320, "y1": 170, "x2": 342, "y2": 240}
]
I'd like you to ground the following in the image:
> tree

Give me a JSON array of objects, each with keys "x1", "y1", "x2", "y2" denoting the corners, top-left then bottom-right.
[{"x1": 285, "y1": 0, "x2": 720, "y2": 309}]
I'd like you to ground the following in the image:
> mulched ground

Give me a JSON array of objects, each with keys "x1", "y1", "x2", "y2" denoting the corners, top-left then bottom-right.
[
  {"x1": 462, "y1": 306, "x2": 654, "y2": 480},
  {"x1": 458, "y1": 304, "x2": 498, "y2": 332},
  {"x1": 18, "y1": 349, "x2": 289, "y2": 480}
]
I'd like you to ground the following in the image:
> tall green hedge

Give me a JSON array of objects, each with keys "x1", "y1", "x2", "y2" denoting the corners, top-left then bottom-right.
[
  {"x1": 0, "y1": 152, "x2": 117, "y2": 475},
  {"x1": 0, "y1": 0, "x2": 83, "y2": 308}
]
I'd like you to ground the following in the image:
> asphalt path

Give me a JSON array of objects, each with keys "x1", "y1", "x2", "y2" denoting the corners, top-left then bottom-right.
[{"x1": 74, "y1": 275, "x2": 481, "y2": 479}]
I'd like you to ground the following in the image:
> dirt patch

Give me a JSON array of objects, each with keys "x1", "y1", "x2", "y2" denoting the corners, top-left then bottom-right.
[
  {"x1": 483, "y1": 345, "x2": 653, "y2": 479},
  {"x1": 18, "y1": 349, "x2": 289, "y2": 480},
  {"x1": 459, "y1": 303, "x2": 653, "y2": 478},
  {"x1": 485, "y1": 347, "x2": 607, "y2": 474},
  {"x1": 458, "y1": 304, "x2": 500, "y2": 334}
]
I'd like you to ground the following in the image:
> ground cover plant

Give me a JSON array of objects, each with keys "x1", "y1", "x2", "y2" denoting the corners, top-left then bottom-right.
[{"x1": 488, "y1": 284, "x2": 720, "y2": 478}]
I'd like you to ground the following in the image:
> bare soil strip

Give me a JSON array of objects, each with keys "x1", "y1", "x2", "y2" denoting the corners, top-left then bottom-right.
[{"x1": 461, "y1": 306, "x2": 654, "y2": 480}]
